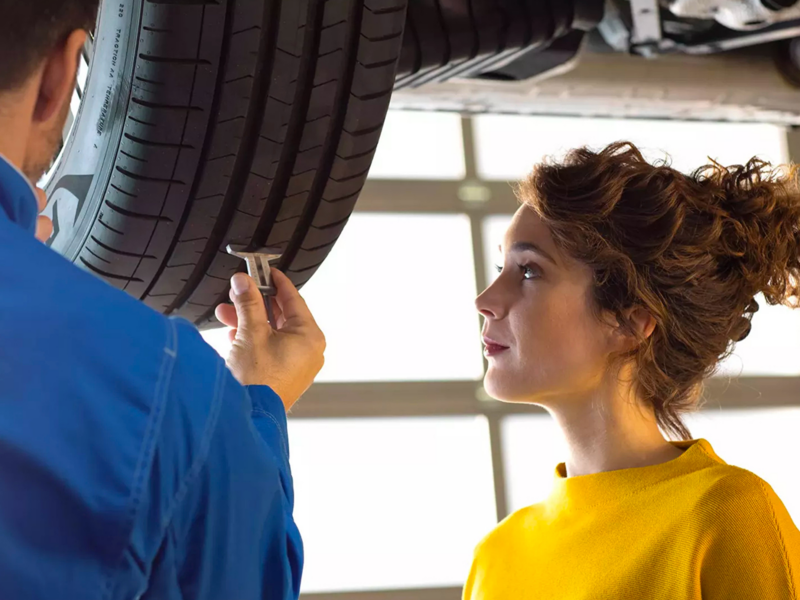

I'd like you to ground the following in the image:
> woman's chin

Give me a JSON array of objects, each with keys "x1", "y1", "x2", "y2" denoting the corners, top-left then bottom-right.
[{"x1": 483, "y1": 370, "x2": 535, "y2": 404}]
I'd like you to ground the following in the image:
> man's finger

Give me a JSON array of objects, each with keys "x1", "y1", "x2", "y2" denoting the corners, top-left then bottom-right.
[
  {"x1": 35, "y1": 216, "x2": 53, "y2": 243},
  {"x1": 215, "y1": 303, "x2": 238, "y2": 329},
  {"x1": 230, "y1": 273, "x2": 269, "y2": 337},
  {"x1": 35, "y1": 188, "x2": 47, "y2": 212},
  {"x1": 271, "y1": 268, "x2": 312, "y2": 325}
]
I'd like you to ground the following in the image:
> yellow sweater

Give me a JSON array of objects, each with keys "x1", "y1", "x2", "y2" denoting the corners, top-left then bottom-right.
[{"x1": 464, "y1": 439, "x2": 800, "y2": 599}]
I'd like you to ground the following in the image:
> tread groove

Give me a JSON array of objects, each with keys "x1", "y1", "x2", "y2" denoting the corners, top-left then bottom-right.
[
  {"x1": 352, "y1": 86, "x2": 393, "y2": 101},
  {"x1": 323, "y1": 186, "x2": 364, "y2": 204},
  {"x1": 98, "y1": 217, "x2": 124, "y2": 235},
  {"x1": 105, "y1": 200, "x2": 173, "y2": 223},
  {"x1": 125, "y1": 133, "x2": 195, "y2": 149},
  {"x1": 138, "y1": 54, "x2": 212, "y2": 65},
  {"x1": 111, "y1": 183, "x2": 138, "y2": 198},
  {"x1": 121, "y1": 150, "x2": 147, "y2": 163},
  {"x1": 361, "y1": 30, "x2": 403, "y2": 43},
  {"x1": 128, "y1": 115, "x2": 156, "y2": 128},
  {"x1": 336, "y1": 145, "x2": 378, "y2": 160},
  {"x1": 131, "y1": 97, "x2": 203, "y2": 111},
  {"x1": 164, "y1": 0, "x2": 281, "y2": 313},
  {"x1": 116, "y1": 166, "x2": 186, "y2": 185},
  {"x1": 135, "y1": 76, "x2": 165, "y2": 86},
  {"x1": 330, "y1": 165, "x2": 371, "y2": 183},
  {"x1": 357, "y1": 57, "x2": 399, "y2": 70},
  {"x1": 365, "y1": 4, "x2": 406, "y2": 16},
  {"x1": 80, "y1": 258, "x2": 144, "y2": 282},
  {"x1": 86, "y1": 247, "x2": 111, "y2": 264},
  {"x1": 312, "y1": 214, "x2": 350, "y2": 231},
  {"x1": 301, "y1": 239, "x2": 337, "y2": 252},
  {"x1": 91, "y1": 236, "x2": 157, "y2": 259},
  {"x1": 250, "y1": 0, "x2": 326, "y2": 254}
]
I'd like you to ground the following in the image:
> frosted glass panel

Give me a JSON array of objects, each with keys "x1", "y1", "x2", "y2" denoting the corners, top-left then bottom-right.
[
  {"x1": 369, "y1": 111, "x2": 466, "y2": 180},
  {"x1": 203, "y1": 214, "x2": 485, "y2": 382},
  {"x1": 504, "y1": 409, "x2": 800, "y2": 523},
  {"x1": 717, "y1": 296, "x2": 800, "y2": 376},
  {"x1": 473, "y1": 115, "x2": 787, "y2": 180},
  {"x1": 685, "y1": 408, "x2": 800, "y2": 521},
  {"x1": 482, "y1": 215, "x2": 514, "y2": 287},
  {"x1": 502, "y1": 414, "x2": 567, "y2": 513},
  {"x1": 290, "y1": 417, "x2": 498, "y2": 593}
]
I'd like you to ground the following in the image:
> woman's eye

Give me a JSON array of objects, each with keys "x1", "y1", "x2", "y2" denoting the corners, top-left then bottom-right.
[
  {"x1": 521, "y1": 264, "x2": 539, "y2": 280},
  {"x1": 494, "y1": 264, "x2": 503, "y2": 274}
]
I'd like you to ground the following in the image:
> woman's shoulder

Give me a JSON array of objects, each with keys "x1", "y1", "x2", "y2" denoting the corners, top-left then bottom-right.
[
  {"x1": 689, "y1": 461, "x2": 798, "y2": 535},
  {"x1": 472, "y1": 503, "x2": 550, "y2": 557}
]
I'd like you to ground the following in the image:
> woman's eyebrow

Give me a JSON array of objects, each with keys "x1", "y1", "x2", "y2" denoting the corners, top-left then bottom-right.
[{"x1": 508, "y1": 241, "x2": 558, "y2": 265}]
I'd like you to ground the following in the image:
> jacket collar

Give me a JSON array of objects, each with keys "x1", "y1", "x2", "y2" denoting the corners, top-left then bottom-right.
[{"x1": 0, "y1": 154, "x2": 38, "y2": 235}]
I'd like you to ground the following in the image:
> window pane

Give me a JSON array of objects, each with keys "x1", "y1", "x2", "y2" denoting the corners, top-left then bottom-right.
[
  {"x1": 481, "y1": 215, "x2": 800, "y2": 376},
  {"x1": 473, "y1": 115, "x2": 787, "y2": 181},
  {"x1": 202, "y1": 214, "x2": 485, "y2": 382},
  {"x1": 684, "y1": 408, "x2": 800, "y2": 520},
  {"x1": 503, "y1": 410, "x2": 800, "y2": 522},
  {"x1": 482, "y1": 215, "x2": 513, "y2": 286},
  {"x1": 369, "y1": 111, "x2": 466, "y2": 180},
  {"x1": 290, "y1": 416, "x2": 497, "y2": 593},
  {"x1": 502, "y1": 415, "x2": 566, "y2": 513},
  {"x1": 716, "y1": 296, "x2": 800, "y2": 376},
  {"x1": 301, "y1": 214, "x2": 484, "y2": 382}
]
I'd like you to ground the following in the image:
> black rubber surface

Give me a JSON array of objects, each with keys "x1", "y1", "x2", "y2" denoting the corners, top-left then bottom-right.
[
  {"x1": 78, "y1": 0, "x2": 407, "y2": 326},
  {"x1": 396, "y1": 0, "x2": 602, "y2": 88}
]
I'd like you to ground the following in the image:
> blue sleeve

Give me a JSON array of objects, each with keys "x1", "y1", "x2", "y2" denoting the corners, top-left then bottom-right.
[
  {"x1": 170, "y1": 382, "x2": 303, "y2": 600},
  {"x1": 130, "y1": 321, "x2": 303, "y2": 600}
]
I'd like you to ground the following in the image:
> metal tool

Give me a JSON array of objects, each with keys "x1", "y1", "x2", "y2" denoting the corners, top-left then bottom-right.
[{"x1": 226, "y1": 244, "x2": 283, "y2": 329}]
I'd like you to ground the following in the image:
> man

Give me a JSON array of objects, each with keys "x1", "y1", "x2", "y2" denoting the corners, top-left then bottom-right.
[{"x1": 0, "y1": 2, "x2": 326, "y2": 599}]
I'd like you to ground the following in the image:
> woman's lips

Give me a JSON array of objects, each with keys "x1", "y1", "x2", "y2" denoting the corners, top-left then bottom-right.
[{"x1": 483, "y1": 336, "x2": 510, "y2": 357}]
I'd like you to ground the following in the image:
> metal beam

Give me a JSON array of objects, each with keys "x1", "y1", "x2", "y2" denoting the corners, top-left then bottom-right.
[
  {"x1": 390, "y1": 49, "x2": 800, "y2": 125},
  {"x1": 357, "y1": 180, "x2": 518, "y2": 214},
  {"x1": 290, "y1": 377, "x2": 800, "y2": 419}
]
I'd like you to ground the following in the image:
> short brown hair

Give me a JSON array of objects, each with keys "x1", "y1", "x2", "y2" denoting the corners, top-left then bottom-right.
[
  {"x1": 519, "y1": 141, "x2": 800, "y2": 439},
  {"x1": 0, "y1": 0, "x2": 98, "y2": 91}
]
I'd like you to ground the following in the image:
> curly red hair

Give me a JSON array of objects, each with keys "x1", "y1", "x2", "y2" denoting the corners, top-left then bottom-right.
[{"x1": 518, "y1": 142, "x2": 800, "y2": 439}]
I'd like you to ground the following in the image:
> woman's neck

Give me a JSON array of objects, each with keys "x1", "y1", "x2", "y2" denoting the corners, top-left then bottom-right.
[{"x1": 547, "y1": 370, "x2": 685, "y2": 478}]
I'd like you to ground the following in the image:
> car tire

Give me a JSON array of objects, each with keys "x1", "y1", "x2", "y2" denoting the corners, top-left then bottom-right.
[{"x1": 44, "y1": 0, "x2": 407, "y2": 326}]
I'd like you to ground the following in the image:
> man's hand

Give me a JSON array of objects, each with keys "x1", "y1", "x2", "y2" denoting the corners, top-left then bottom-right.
[
  {"x1": 214, "y1": 269, "x2": 326, "y2": 411},
  {"x1": 35, "y1": 188, "x2": 53, "y2": 243}
]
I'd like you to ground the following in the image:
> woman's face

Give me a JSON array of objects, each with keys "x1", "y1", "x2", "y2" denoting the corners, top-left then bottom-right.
[{"x1": 476, "y1": 206, "x2": 617, "y2": 405}]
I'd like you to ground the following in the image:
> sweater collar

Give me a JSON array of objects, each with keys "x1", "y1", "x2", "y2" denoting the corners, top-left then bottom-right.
[
  {"x1": 546, "y1": 439, "x2": 722, "y2": 513},
  {"x1": 0, "y1": 153, "x2": 38, "y2": 235}
]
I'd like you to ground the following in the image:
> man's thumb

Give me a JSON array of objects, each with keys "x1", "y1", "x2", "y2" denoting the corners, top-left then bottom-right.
[{"x1": 231, "y1": 273, "x2": 268, "y2": 334}]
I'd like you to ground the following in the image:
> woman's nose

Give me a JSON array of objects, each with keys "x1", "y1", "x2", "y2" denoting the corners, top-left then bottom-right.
[{"x1": 475, "y1": 285, "x2": 501, "y2": 320}]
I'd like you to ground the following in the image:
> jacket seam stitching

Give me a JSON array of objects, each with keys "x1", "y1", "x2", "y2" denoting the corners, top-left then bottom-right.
[
  {"x1": 252, "y1": 407, "x2": 289, "y2": 462},
  {"x1": 99, "y1": 318, "x2": 178, "y2": 600},
  {"x1": 163, "y1": 356, "x2": 227, "y2": 527}
]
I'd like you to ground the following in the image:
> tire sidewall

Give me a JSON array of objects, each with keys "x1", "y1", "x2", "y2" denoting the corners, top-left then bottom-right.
[{"x1": 43, "y1": 0, "x2": 141, "y2": 260}]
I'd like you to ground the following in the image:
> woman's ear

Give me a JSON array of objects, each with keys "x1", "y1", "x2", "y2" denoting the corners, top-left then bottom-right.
[
  {"x1": 629, "y1": 306, "x2": 656, "y2": 340},
  {"x1": 609, "y1": 306, "x2": 656, "y2": 352}
]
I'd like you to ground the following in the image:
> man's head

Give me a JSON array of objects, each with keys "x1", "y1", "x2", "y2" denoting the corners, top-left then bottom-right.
[{"x1": 0, "y1": 1, "x2": 98, "y2": 181}]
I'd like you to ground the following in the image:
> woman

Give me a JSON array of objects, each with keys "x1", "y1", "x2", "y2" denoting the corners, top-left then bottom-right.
[{"x1": 467, "y1": 142, "x2": 800, "y2": 599}]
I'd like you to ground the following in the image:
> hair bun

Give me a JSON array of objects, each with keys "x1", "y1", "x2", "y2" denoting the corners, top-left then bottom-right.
[{"x1": 732, "y1": 316, "x2": 753, "y2": 342}]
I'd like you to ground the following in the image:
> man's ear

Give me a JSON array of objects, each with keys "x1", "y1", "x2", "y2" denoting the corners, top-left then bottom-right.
[{"x1": 33, "y1": 30, "x2": 86, "y2": 124}]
